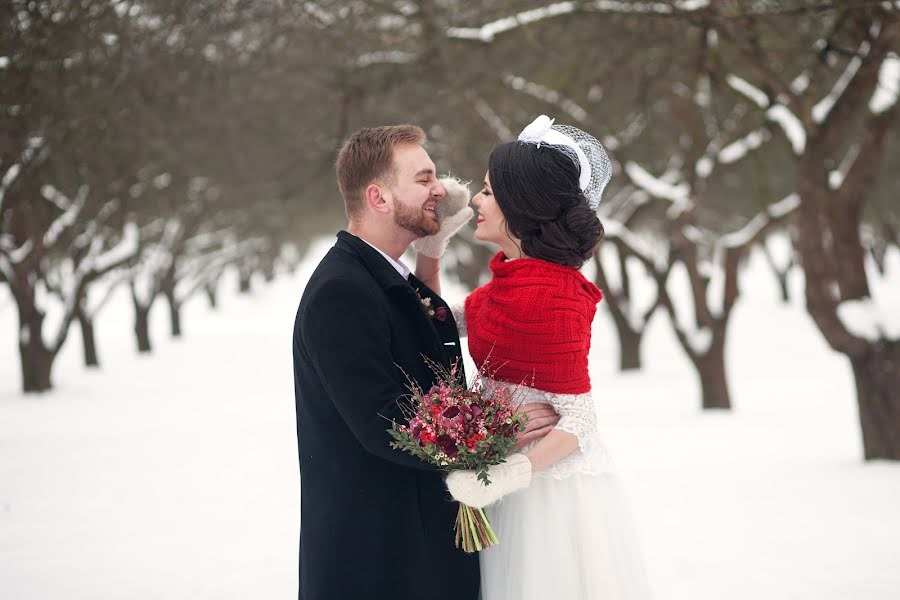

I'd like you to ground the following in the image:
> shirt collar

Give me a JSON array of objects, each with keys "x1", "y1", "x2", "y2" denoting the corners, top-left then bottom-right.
[{"x1": 360, "y1": 238, "x2": 410, "y2": 280}]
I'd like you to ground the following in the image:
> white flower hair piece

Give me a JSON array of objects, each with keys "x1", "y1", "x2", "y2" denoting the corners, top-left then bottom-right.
[{"x1": 516, "y1": 114, "x2": 612, "y2": 210}]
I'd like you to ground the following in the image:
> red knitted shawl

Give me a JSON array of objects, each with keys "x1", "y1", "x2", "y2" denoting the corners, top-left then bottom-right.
[{"x1": 465, "y1": 252, "x2": 603, "y2": 394}]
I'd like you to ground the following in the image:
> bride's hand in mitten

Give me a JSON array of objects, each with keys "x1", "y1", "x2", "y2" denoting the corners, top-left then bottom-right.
[
  {"x1": 446, "y1": 454, "x2": 533, "y2": 508},
  {"x1": 412, "y1": 177, "x2": 474, "y2": 259}
]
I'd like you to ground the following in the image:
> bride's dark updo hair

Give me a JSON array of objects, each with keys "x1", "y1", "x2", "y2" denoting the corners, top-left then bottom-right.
[{"x1": 488, "y1": 141, "x2": 604, "y2": 268}]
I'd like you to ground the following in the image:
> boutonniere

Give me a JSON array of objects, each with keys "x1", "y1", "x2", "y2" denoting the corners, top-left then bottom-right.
[{"x1": 415, "y1": 288, "x2": 448, "y2": 322}]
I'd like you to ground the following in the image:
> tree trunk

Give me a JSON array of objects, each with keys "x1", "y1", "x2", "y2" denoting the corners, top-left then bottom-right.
[
  {"x1": 205, "y1": 281, "x2": 218, "y2": 309},
  {"x1": 18, "y1": 311, "x2": 54, "y2": 393},
  {"x1": 163, "y1": 286, "x2": 182, "y2": 338},
  {"x1": 262, "y1": 261, "x2": 275, "y2": 283},
  {"x1": 593, "y1": 249, "x2": 646, "y2": 371},
  {"x1": 851, "y1": 340, "x2": 900, "y2": 460},
  {"x1": 134, "y1": 305, "x2": 152, "y2": 353},
  {"x1": 613, "y1": 317, "x2": 644, "y2": 371},
  {"x1": 693, "y1": 332, "x2": 731, "y2": 410},
  {"x1": 77, "y1": 309, "x2": 99, "y2": 368},
  {"x1": 776, "y1": 273, "x2": 790, "y2": 304},
  {"x1": 238, "y1": 269, "x2": 252, "y2": 294}
]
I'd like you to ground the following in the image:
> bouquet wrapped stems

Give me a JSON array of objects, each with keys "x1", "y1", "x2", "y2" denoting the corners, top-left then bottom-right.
[{"x1": 454, "y1": 503, "x2": 499, "y2": 553}]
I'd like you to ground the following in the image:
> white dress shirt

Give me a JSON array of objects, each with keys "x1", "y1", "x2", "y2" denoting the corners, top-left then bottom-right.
[{"x1": 361, "y1": 238, "x2": 410, "y2": 280}]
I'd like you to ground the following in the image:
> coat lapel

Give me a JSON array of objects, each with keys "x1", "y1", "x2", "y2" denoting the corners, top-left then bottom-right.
[{"x1": 333, "y1": 231, "x2": 458, "y2": 370}]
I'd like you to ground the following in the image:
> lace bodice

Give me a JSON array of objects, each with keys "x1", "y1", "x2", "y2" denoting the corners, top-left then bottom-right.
[{"x1": 485, "y1": 377, "x2": 615, "y2": 480}]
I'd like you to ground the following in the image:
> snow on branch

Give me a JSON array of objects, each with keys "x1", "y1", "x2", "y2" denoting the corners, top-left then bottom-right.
[
  {"x1": 41, "y1": 185, "x2": 89, "y2": 248},
  {"x1": 870, "y1": 53, "x2": 900, "y2": 114},
  {"x1": 813, "y1": 34, "x2": 872, "y2": 123},
  {"x1": 447, "y1": 1, "x2": 709, "y2": 42},
  {"x1": 828, "y1": 142, "x2": 862, "y2": 190},
  {"x1": 467, "y1": 92, "x2": 513, "y2": 140},
  {"x1": 447, "y1": 2, "x2": 576, "y2": 42},
  {"x1": 624, "y1": 161, "x2": 692, "y2": 218},
  {"x1": 726, "y1": 74, "x2": 806, "y2": 154},
  {"x1": 718, "y1": 194, "x2": 800, "y2": 251},
  {"x1": 766, "y1": 106, "x2": 806, "y2": 154},
  {"x1": 84, "y1": 222, "x2": 140, "y2": 275},
  {"x1": 503, "y1": 74, "x2": 588, "y2": 123},
  {"x1": 838, "y1": 296, "x2": 900, "y2": 342},
  {"x1": 0, "y1": 164, "x2": 20, "y2": 213},
  {"x1": 0, "y1": 253, "x2": 14, "y2": 287},
  {"x1": 354, "y1": 50, "x2": 416, "y2": 68},
  {"x1": 717, "y1": 129, "x2": 770, "y2": 164},
  {"x1": 603, "y1": 219, "x2": 670, "y2": 273},
  {"x1": 726, "y1": 74, "x2": 769, "y2": 108},
  {"x1": 1, "y1": 137, "x2": 46, "y2": 214}
]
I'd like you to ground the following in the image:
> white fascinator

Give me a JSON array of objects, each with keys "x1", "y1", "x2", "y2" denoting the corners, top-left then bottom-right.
[{"x1": 517, "y1": 115, "x2": 612, "y2": 210}]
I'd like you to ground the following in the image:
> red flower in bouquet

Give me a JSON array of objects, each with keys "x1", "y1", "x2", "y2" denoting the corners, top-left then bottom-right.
[{"x1": 388, "y1": 358, "x2": 527, "y2": 552}]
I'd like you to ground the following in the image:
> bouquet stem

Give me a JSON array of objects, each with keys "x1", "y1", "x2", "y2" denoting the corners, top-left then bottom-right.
[{"x1": 454, "y1": 503, "x2": 499, "y2": 553}]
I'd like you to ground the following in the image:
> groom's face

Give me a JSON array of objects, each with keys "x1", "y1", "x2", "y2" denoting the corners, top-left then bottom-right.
[{"x1": 385, "y1": 144, "x2": 446, "y2": 237}]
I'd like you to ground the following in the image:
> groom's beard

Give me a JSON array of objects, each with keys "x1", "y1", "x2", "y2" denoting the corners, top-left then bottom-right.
[{"x1": 394, "y1": 200, "x2": 439, "y2": 237}]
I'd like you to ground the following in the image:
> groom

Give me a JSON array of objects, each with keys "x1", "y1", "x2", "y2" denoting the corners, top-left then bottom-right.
[{"x1": 292, "y1": 125, "x2": 557, "y2": 600}]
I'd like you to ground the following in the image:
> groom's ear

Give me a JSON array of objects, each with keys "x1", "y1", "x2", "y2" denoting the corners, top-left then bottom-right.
[{"x1": 365, "y1": 182, "x2": 391, "y2": 215}]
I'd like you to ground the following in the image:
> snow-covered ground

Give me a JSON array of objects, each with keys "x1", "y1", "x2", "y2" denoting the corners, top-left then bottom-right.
[{"x1": 1, "y1": 237, "x2": 899, "y2": 600}]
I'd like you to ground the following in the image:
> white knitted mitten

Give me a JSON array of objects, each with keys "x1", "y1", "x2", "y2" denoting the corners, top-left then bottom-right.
[
  {"x1": 412, "y1": 177, "x2": 474, "y2": 258},
  {"x1": 446, "y1": 453, "x2": 533, "y2": 508}
]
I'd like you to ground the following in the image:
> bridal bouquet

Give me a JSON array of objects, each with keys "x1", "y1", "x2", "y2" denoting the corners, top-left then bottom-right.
[{"x1": 388, "y1": 359, "x2": 527, "y2": 553}]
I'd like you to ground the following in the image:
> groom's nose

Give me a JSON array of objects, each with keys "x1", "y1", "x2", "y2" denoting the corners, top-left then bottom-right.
[{"x1": 433, "y1": 180, "x2": 447, "y2": 199}]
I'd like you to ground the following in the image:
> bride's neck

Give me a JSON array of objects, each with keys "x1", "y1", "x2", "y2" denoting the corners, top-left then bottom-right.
[{"x1": 500, "y1": 237, "x2": 524, "y2": 260}]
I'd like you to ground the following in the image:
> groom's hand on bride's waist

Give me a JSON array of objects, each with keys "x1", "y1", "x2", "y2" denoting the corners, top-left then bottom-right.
[{"x1": 514, "y1": 403, "x2": 560, "y2": 450}]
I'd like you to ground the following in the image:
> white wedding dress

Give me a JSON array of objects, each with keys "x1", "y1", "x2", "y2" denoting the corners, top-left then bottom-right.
[{"x1": 453, "y1": 307, "x2": 652, "y2": 600}]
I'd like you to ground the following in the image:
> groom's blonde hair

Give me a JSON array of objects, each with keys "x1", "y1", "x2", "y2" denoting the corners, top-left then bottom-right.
[{"x1": 336, "y1": 124, "x2": 426, "y2": 220}]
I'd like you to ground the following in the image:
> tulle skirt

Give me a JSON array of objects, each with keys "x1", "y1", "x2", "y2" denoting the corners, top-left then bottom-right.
[{"x1": 480, "y1": 471, "x2": 652, "y2": 600}]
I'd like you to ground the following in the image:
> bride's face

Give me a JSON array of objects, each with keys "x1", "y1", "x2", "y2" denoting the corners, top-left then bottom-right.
[{"x1": 472, "y1": 171, "x2": 507, "y2": 245}]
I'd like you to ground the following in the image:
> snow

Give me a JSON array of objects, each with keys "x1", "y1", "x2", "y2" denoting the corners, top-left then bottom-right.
[
  {"x1": 447, "y1": 2, "x2": 576, "y2": 42},
  {"x1": 813, "y1": 39, "x2": 869, "y2": 123},
  {"x1": 764, "y1": 230, "x2": 793, "y2": 269},
  {"x1": 717, "y1": 194, "x2": 799, "y2": 251},
  {"x1": 624, "y1": 162, "x2": 690, "y2": 204},
  {"x1": 42, "y1": 186, "x2": 88, "y2": 248},
  {"x1": 869, "y1": 53, "x2": 900, "y2": 114},
  {"x1": 694, "y1": 75, "x2": 711, "y2": 108},
  {"x1": 471, "y1": 95, "x2": 513, "y2": 140},
  {"x1": 354, "y1": 50, "x2": 415, "y2": 68},
  {"x1": 695, "y1": 156, "x2": 713, "y2": 178},
  {"x1": 503, "y1": 75, "x2": 588, "y2": 123},
  {"x1": 603, "y1": 219, "x2": 669, "y2": 272},
  {"x1": 1, "y1": 164, "x2": 20, "y2": 208},
  {"x1": 765, "y1": 105, "x2": 806, "y2": 154},
  {"x1": 718, "y1": 129, "x2": 768, "y2": 164},
  {"x1": 2, "y1": 238, "x2": 900, "y2": 599},
  {"x1": 828, "y1": 143, "x2": 861, "y2": 190},
  {"x1": 767, "y1": 193, "x2": 801, "y2": 219},
  {"x1": 0, "y1": 56, "x2": 8, "y2": 69},
  {"x1": 447, "y1": 0, "x2": 709, "y2": 42},
  {"x1": 791, "y1": 71, "x2": 810, "y2": 93},
  {"x1": 9, "y1": 239, "x2": 33, "y2": 264},
  {"x1": 726, "y1": 75, "x2": 769, "y2": 108},
  {"x1": 88, "y1": 223, "x2": 139, "y2": 274},
  {"x1": 836, "y1": 246, "x2": 900, "y2": 341},
  {"x1": 724, "y1": 75, "x2": 806, "y2": 153}
]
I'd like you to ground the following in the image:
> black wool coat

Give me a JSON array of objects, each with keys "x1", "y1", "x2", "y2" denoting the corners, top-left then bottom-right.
[{"x1": 292, "y1": 231, "x2": 480, "y2": 600}]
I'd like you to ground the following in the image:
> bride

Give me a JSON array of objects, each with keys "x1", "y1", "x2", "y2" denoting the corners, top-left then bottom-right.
[{"x1": 417, "y1": 116, "x2": 652, "y2": 599}]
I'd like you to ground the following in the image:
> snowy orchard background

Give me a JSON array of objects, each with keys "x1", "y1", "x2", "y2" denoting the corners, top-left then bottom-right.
[{"x1": 2, "y1": 236, "x2": 899, "y2": 600}]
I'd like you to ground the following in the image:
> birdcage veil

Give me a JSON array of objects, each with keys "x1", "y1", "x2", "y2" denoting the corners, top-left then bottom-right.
[{"x1": 517, "y1": 115, "x2": 612, "y2": 210}]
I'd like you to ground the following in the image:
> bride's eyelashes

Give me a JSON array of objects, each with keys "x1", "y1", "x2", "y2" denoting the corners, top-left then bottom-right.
[{"x1": 481, "y1": 188, "x2": 491, "y2": 196}]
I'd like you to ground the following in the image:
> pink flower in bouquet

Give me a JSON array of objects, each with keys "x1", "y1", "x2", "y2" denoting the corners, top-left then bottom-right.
[{"x1": 387, "y1": 359, "x2": 528, "y2": 553}]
